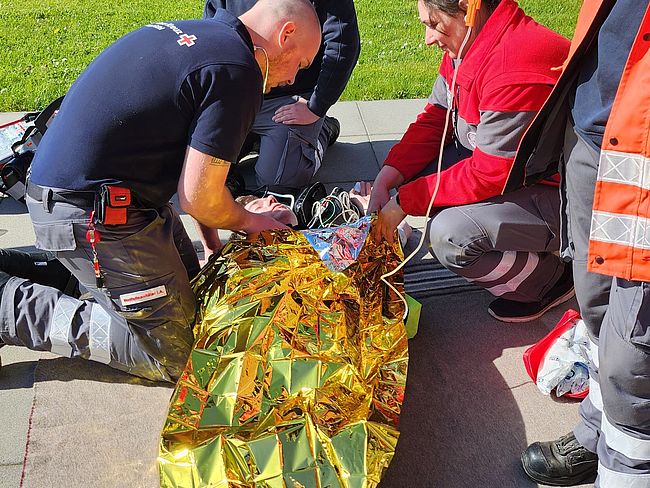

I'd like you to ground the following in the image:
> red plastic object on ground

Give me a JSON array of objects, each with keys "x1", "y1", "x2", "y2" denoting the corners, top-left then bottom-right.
[{"x1": 523, "y1": 308, "x2": 588, "y2": 399}]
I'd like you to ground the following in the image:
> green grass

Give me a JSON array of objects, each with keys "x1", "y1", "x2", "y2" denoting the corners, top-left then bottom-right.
[{"x1": 0, "y1": 0, "x2": 581, "y2": 111}]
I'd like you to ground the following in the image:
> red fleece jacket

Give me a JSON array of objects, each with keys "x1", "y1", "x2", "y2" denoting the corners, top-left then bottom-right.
[{"x1": 385, "y1": 0, "x2": 568, "y2": 216}]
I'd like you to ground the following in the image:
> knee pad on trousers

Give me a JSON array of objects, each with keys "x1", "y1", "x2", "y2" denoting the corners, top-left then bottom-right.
[{"x1": 427, "y1": 208, "x2": 485, "y2": 268}]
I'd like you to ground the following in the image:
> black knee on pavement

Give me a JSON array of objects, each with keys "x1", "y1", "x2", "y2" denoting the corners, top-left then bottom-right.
[{"x1": 322, "y1": 116, "x2": 340, "y2": 147}]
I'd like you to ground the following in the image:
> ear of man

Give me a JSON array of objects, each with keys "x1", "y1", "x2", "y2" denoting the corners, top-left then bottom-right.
[{"x1": 277, "y1": 21, "x2": 297, "y2": 49}]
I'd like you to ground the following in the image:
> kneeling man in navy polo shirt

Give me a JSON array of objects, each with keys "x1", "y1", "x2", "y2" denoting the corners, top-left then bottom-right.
[{"x1": 0, "y1": 0, "x2": 321, "y2": 382}]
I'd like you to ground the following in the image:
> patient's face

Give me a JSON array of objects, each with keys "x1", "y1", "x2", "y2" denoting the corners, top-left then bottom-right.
[{"x1": 244, "y1": 196, "x2": 298, "y2": 226}]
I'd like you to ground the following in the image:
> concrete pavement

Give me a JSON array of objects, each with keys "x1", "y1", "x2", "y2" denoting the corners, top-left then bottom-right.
[{"x1": 0, "y1": 100, "x2": 589, "y2": 488}]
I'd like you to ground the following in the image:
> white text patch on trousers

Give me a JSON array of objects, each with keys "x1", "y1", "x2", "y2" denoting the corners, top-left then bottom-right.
[{"x1": 119, "y1": 285, "x2": 167, "y2": 308}]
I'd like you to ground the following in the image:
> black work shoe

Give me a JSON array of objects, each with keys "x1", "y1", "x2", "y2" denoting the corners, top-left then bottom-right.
[
  {"x1": 488, "y1": 265, "x2": 575, "y2": 323},
  {"x1": 0, "y1": 249, "x2": 78, "y2": 295},
  {"x1": 322, "y1": 116, "x2": 341, "y2": 147},
  {"x1": 522, "y1": 432, "x2": 598, "y2": 486}
]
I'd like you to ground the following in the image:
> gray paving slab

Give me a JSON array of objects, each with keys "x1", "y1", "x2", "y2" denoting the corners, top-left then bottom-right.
[
  {"x1": 0, "y1": 113, "x2": 25, "y2": 125},
  {"x1": 0, "y1": 347, "x2": 51, "y2": 488},
  {"x1": 0, "y1": 464, "x2": 23, "y2": 488},
  {"x1": 357, "y1": 99, "x2": 426, "y2": 135},
  {"x1": 368, "y1": 133, "x2": 404, "y2": 167},
  {"x1": 0, "y1": 199, "x2": 34, "y2": 251},
  {"x1": 326, "y1": 101, "x2": 367, "y2": 137},
  {"x1": 0, "y1": 379, "x2": 35, "y2": 466},
  {"x1": 314, "y1": 135, "x2": 380, "y2": 183}
]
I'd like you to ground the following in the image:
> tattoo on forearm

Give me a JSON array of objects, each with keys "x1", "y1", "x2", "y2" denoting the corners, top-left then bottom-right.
[{"x1": 208, "y1": 157, "x2": 231, "y2": 167}]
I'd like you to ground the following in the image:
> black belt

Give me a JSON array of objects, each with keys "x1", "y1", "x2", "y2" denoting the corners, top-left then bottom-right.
[{"x1": 27, "y1": 181, "x2": 96, "y2": 208}]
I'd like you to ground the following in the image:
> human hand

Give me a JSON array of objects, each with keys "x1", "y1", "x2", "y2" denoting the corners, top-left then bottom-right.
[
  {"x1": 373, "y1": 196, "x2": 407, "y2": 244},
  {"x1": 199, "y1": 242, "x2": 222, "y2": 268},
  {"x1": 272, "y1": 97, "x2": 320, "y2": 125},
  {"x1": 350, "y1": 181, "x2": 372, "y2": 216},
  {"x1": 367, "y1": 182, "x2": 391, "y2": 213}
]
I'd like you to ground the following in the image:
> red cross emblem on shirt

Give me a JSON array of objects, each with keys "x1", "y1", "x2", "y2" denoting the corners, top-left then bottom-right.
[{"x1": 177, "y1": 34, "x2": 197, "y2": 47}]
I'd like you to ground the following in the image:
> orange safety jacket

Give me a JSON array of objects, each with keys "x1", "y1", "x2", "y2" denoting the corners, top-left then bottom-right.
[{"x1": 506, "y1": 0, "x2": 650, "y2": 282}]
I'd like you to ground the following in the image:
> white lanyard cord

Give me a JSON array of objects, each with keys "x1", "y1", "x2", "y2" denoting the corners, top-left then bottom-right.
[
  {"x1": 254, "y1": 45, "x2": 270, "y2": 93},
  {"x1": 381, "y1": 26, "x2": 474, "y2": 320}
]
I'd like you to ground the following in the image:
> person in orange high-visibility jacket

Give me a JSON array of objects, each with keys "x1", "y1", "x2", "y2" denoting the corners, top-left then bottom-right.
[{"x1": 508, "y1": 1, "x2": 650, "y2": 486}]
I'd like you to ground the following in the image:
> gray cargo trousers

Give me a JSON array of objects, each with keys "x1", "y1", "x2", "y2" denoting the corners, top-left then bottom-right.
[
  {"x1": 561, "y1": 125, "x2": 650, "y2": 487},
  {"x1": 250, "y1": 94, "x2": 329, "y2": 192},
  {"x1": 425, "y1": 145, "x2": 567, "y2": 303},
  {"x1": 0, "y1": 186, "x2": 198, "y2": 382}
]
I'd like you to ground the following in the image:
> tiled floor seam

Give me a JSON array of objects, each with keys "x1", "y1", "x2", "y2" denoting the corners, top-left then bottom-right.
[{"x1": 353, "y1": 102, "x2": 380, "y2": 169}]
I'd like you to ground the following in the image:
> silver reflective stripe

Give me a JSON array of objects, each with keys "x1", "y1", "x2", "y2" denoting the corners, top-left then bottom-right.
[
  {"x1": 590, "y1": 211, "x2": 650, "y2": 250},
  {"x1": 603, "y1": 414, "x2": 650, "y2": 461},
  {"x1": 598, "y1": 462, "x2": 650, "y2": 487},
  {"x1": 88, "y1": 303, "x2": 111, "y2": 365},
  {"x1": 588, "y1": 335, "x2": 599, "y2": 369},
  {"x1": 588, "y1": 377, "x2": 603, "y2": 412},
  {"x1": 470, "y1": 251, "x2": 516, "y2": 283},
  {"x1": 50, "y1": 295, "x2": 80, "y2": 357},
  {"x1": 598, "y1": 150, "x2": 650, "y2": 190},
  {"x1": 486, "y1": 252, "x2": 539, "y2": 296},
  {"x1": 5, "y1": 180, "x2": 26, "y2": 201}
]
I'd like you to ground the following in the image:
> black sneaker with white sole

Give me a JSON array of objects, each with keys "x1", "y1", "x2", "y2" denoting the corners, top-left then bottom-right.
[{"x1": 488, "y1": 265, "x2": 575, "y2": 323}]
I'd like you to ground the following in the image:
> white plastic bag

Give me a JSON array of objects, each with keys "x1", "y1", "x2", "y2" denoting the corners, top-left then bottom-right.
[{"x1": 536, "y1": 319, "x2": 591, "y2": 396}]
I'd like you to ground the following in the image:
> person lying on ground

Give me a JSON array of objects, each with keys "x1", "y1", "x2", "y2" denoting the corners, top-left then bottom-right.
[{"x1": 200, "y1": 181, "x2": 412, "y2": 263}]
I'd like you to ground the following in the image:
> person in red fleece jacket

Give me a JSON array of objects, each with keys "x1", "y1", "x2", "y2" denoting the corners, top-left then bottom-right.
[{"x1": 370, "y1": 0, "x2": 573, "y2": 322}]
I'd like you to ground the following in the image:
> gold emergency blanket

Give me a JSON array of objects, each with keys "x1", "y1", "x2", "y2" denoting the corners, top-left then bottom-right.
[{"x1": 159, "y1": 219, "x2": 408, "y2": 487}]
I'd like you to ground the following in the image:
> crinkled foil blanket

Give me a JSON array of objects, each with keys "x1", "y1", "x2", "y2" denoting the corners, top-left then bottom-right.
[{"x1": 159, "y1": 218, "x2": 408, "y2": 487}]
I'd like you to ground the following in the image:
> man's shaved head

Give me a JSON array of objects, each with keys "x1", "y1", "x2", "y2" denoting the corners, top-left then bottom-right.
[
  {"x1": 266, "y1": 0, "x2": 318, "y2": 23},
  {"x1": 240, "y1": 0, "x2": 321, "y2": 92}
]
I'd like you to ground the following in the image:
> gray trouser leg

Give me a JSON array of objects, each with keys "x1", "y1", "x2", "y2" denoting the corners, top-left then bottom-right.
[
  {"x1": 251, "y1": 95, "x2": 326, "y2": 191},
  {"x1": 593, "y1": 280, "x2": 650, "y2": 487},
  {"x1": 562, "y1": 124, "x2": 612, "y2": 338},
  {"x1": 0, "y1": 196, "x2": 197, "y2": 382},
  {"x1": 427, "y1": 184, "x2": 566, "y2": 302},
  {"x1": 561, "y1": 124, "x2": 614, "y2": 452}
]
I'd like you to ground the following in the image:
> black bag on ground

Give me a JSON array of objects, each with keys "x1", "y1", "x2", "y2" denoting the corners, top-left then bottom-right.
[
  {"x1": 294, "y1": 181, "x2": 327, "y2": 228},
  {"x1": 0, "y1": 96, "x2": 63, "y2": 203}
]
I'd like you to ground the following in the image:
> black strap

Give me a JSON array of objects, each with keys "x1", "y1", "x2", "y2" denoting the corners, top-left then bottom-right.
[{"x1": 26, "y1": 181, "x2": 96, "y2": 208}]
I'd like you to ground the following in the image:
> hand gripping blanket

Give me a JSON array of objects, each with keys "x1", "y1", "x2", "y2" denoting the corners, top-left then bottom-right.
[{"x1": 159, "y1": 217, "x2": 408, "y2": 487}]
